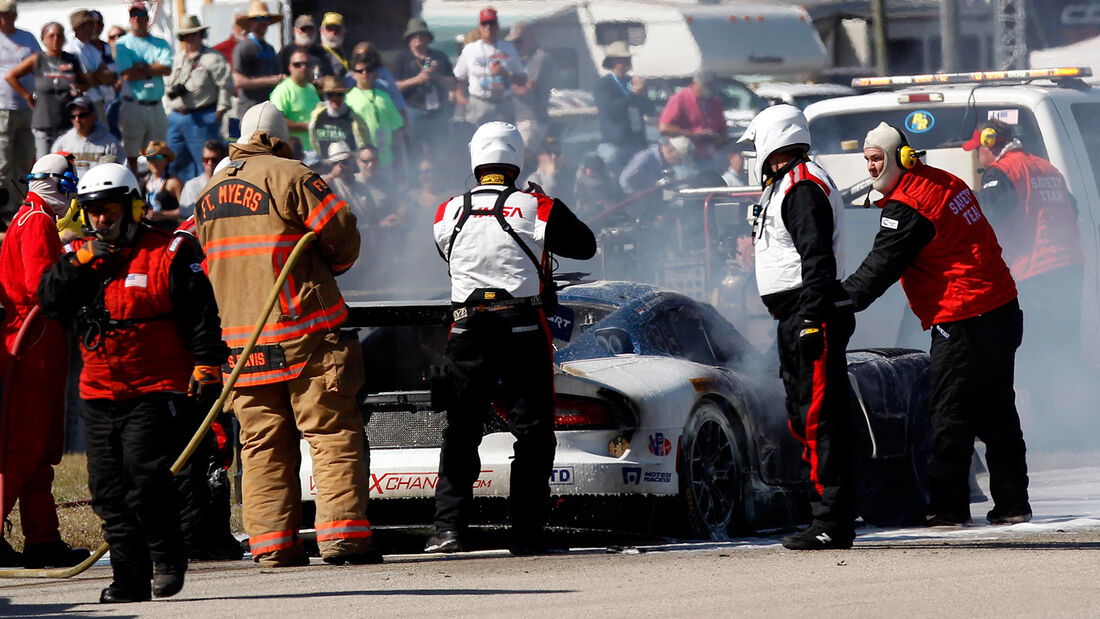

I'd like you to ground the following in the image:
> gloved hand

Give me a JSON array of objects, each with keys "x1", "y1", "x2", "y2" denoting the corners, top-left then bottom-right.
[
  {"x1": 188, "y1": 364, "x2": 223, "y2": 407},
  {"x1": 71, "y1": 240, "x2": 118, "y2": 267},
  {"x1": 526, "y1": 180, "x2": 545, "y2": 194},
  {"x1": 798, "y1": 321, "x2": 825, "y2": 361}
]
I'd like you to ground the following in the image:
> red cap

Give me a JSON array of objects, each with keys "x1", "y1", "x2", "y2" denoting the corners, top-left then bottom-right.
[
  {"x1": 960, "y1": 128, "x2": 984, "y2": 151},
  {"x1": 479, "y1": 7, "x2": 498, "y2": 23}
]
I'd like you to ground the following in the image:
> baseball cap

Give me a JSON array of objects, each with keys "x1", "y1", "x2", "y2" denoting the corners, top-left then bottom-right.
[
  {"x1": 321, "y1": 12, "x2": 343, "y2": 28},
  {"x1": 66, "y1": 96, "x2": 94, "y2": 112},
  {"x1": 479, "y1": 7, "x2": 498, "y2": 23},
  {"x1": 0, "y1": 0, "x2": 15, "y2": 14},
  {"x1": 506, "y1": 21, "x2": 530, "y2": 42},
  {"x1": 961, "y1": 120, "x2": 1011, "y2": 151},
  {"x1": 294, "y1": 14, "x2": 315, "y2": 29},
  {"x1": 70, "y1": 9, "x2": 94, "y2": 29}
]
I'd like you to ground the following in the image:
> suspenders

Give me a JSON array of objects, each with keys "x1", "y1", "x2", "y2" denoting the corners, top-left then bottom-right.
[{"x1": 442, "y1": 187, "x2": 547, "y2": 285}]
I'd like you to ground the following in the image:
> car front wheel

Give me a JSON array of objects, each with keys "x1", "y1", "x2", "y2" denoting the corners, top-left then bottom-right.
[{"x1": 678, "y1": 401, "x2": 743, "y2": 540}]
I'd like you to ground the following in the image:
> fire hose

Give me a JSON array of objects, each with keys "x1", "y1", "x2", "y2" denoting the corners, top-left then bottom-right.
[{"x1": 0, "y1": 231, "x2": 317, "y2": 579}]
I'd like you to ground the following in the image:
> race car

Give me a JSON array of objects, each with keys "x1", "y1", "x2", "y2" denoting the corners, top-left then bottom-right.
[{"x1": 300, "y1": 281, "x2": 930, "y2": 539}]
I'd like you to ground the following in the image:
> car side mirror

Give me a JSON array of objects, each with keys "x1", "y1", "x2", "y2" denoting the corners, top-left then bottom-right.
[{"x1": 595, "y1": 327, "x2": 634, "y2": 355}]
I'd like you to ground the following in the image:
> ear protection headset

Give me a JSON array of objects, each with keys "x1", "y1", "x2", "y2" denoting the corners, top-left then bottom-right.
[
  {"x1": 980, "y1": 126, "x2": 999, "y2": 149},
  {"x1": 77, "y1": 196, "x2": 146, "y2": 229},
  {"x1": 889, "y1": 125, "x2": 925, "y2": 170},
  {"x1": 23, "y1": 170, "x2": 79, "y2": 194}
]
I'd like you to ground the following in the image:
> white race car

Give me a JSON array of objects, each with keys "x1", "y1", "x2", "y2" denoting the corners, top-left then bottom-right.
[{"x1": 300, "y1": 281, "x2": 931, "y2": 539}]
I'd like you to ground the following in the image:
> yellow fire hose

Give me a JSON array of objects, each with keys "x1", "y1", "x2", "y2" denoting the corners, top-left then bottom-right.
[{"x1": 0, "y1": 231, "x2": 317, "y2": 579}]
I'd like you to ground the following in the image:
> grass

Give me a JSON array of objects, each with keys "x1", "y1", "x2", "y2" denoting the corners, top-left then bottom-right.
[{"x1": 5, "y1": 453, "x2": 244, "y2": 552}]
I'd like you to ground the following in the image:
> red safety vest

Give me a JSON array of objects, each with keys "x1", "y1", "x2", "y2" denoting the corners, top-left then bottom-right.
[
  {"x1": 877, "y1": 163, "x2": 1018, "y2": 329},
  {"x1": 988, "y1": 149, "x2": 1083, "y2": 281},
  {"x1": 67, "y1": 228, "x2": 194, "y2": 400}
]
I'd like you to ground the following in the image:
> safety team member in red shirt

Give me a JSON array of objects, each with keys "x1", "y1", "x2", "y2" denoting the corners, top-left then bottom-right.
[
  {"x1": 740, "y1": 104, "x2": 856, "y2": 550},
  {"x1": 0, "y1": 154, "x2": 91, "y2": 569},
  {"x1": 964, "y1": 120, "x2": 1085, "y2": 441},
  {"x1": 427, "y1": 121, "x2": 595, "y2": 555},
  {"x1": 39, "y1": 162, "x2": 228, "y2": 603},
  {"x1": 843, "y1": 123, "x2": 1031, "y2": 527}
]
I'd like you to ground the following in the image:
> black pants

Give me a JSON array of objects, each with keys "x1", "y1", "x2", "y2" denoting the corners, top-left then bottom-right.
[
  {"x1": 83, "y1": 394, "x2": 185, "y2": 589},
  {"x1": 433, "y1": 307, "x2": 556, "y2": 539},
  {"x1": 776, "y1": 309, "x2": 856, "y2": 531},
  {"x1": 928, "y1": 298, "x2": 1029, "y2": 521}
]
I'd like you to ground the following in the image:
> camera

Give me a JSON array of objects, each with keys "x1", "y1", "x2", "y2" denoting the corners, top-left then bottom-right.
[
  {"x1": 421, "y1": 57, "x2": 435, "y2": 70},
  {"x1": 166, "y1": 83, "x2": 189, "y2": 99}
]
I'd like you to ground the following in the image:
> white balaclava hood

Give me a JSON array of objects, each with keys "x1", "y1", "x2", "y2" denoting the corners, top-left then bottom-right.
[
  {"x1": 29, "y1": 154, "x2": 73, "y2": 217},
  {"x1": 238, "y1": 101, "x2": 290, "y2": 145},
  {"x1": 864, "y1": 122, "x2": 906, "y2": 194},
  {"x1": 739, "y1": 104, "x2": 810, "y2": 182}
]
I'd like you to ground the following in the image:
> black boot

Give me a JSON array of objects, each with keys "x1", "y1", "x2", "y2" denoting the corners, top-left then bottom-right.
[
  {"x1": 22, "y1": 540, "x2": 92, "y2": 568},
  {"x1": 0, "y1": 538, "x2": 22, "y2": 567},
  {"x1": 100, "y1": 582, "x2": 152, "y2": 603},
  {"x1": 152, "y1": 560, "x2": 187, "y2": 598}
]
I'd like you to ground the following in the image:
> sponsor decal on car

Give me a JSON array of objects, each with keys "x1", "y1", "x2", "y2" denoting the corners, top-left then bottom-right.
[
  {"x1": 648, "y1": 432, "x2": 672, "y2": 457},
  {"x1": 549, "y1": 466, "x2": 574, "y2": 485},
  {"x1": 644, "y1": 471, "x2": 672, "y2": 483},
  {"x1": 622, "y1": 466, "x2": 642, "y2": 485},
  {"x1": 296, "y1": 471, "x2": 497, "y2": 496}
]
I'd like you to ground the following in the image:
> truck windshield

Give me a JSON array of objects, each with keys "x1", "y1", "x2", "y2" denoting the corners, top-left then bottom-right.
[{"x1": 808, "y1": 105, "x2": 1047, "y2": 159}]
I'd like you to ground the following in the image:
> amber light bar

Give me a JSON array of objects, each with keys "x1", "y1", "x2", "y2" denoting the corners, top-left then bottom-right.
[{"x1": 852, "y1": 67, "x2": 1093, "y2": 89}]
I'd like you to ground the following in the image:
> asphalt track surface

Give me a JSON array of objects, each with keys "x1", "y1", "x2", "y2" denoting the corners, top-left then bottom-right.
[{"x1": 2, "y1": 466, "x2": 1099, "y2": 618}]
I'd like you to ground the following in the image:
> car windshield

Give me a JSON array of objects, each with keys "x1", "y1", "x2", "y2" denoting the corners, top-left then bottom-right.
[{"x1": 808, "y1": 103, "x2": 1048, "y2": 158}]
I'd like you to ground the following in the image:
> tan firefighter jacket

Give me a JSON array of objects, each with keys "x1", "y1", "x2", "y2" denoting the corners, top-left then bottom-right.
[{"x1": 194, "y1": 132, "x2": 360, "y2": 386}]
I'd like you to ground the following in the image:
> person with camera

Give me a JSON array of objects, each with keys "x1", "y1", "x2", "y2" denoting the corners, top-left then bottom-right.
[
  {"x1": 165, "y1": 15, "x2": 232, "y2": 184},
  {"x1": 38, "y1": 162, "x2": 228, "y2": 602},
  {"x1": 395, "y1": 17, "x2": 454, "y2": 159}
]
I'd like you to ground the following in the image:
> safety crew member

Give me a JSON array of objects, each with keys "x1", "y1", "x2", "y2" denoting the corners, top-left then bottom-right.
[
  {"x1": 193, "y1": 101, "x2": 377, "y2": 567},
  {"x1": 964, "y1": 120, "x2": 1085, "y2": 441},
  {"x1": 844, "y1": 122, "x2": 1031, "y2": 526},
  {"x1": 38, "y1": 162, "x2": 228, "y2": 603},
  {"x1": 427, "y1": 121, "x2": 596, "y2": 555},
  {"x1": 739, "y1": 105, "x2": 856, "y2": 550},
  {"x1": 0, "y1": 154, "x2": 91, "y2": 568}
]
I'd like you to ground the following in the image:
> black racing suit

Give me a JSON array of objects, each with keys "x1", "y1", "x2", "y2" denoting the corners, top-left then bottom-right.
[
  {"x1": 843, "y1": 201, "x2": 1029, "y2": 522},
  {"x1": 38, "y1": 226, "x2": 228, "y2": 591},
  {"x1": 761, "y1": 182, "x2": 855, "y2": 534},
  {"x1": 434, "y1": 190, "x2": 596, "y2": 544}
]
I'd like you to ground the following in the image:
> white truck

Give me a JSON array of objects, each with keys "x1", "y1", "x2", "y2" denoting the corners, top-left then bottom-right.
[{"x1": 799, "y1": 67, "x2": 1100, "y2": 371}]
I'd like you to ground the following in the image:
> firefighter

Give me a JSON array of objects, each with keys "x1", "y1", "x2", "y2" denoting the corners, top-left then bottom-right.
[
  {"x1": 964, "y1": 120, "x2": 1086, "y2": 443},
  {"x1": 193, "y1": 101, "x2": 377, "y2": 567},
  {"x1": 38, "y1": 162, "x2": 228, "y2": 602},
  {"x1": 0, "y1": 154, "x2": 90, "y2": 568},
  {"x1": 844, "y1": 122, "x2": 1030, "y2": 526},
  {"x1": 426, "y1": 121, "x2": 596, "y2": 555},
  {"x1": 739, "y1": 105, "x2": 856, "y2": 550}
]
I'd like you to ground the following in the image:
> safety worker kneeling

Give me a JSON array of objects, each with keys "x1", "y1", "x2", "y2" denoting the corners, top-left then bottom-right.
[
  {"x1": 194, "y1": 102, "x2": 377, "y2": 566},
  {"x1": 426, "y1": 121, "x2": 596, "y2": 555},
  {"x1": 844, "y1": 123, "x2": 1031, "y2": 526},
  {"x1": 38, "y1": 163, "x2": 229, "y2": 602},
  {"x1": 0, "y1": 154, "x2": 91, "y2": 568},
  {"x1": 740, "y1": 105, "x2": 857, "y2": 550}
]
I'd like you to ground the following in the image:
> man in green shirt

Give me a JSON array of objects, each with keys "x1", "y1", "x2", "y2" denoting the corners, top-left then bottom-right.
[
  {"x1": 346, "y1": 56, "x2": 405, "y2": 171},
  {"x1": 268, "y1": 49, "x2": 320, "y2": 149}
]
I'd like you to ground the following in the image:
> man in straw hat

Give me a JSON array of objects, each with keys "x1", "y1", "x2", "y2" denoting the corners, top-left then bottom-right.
[
  {"x1": 232, "y1": 0, "x2": 283, "y2": 122},
  {"x1": 594, "y1": 41, "x2": 650, "y2": 175},
  {"x1": 165, "y1": 15, "x2": 232, "y2": 184},
  {"x1": 308, "y1": 75, "x2": 369, "y2": 156},
  {"x1": 395, "y1": 16, "x2": 455, "y2": 157},
  {"x1": 112, "y1": 1, "x2": 173, "y2": 174}
]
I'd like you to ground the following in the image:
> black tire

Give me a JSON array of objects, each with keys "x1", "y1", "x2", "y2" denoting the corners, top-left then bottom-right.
[{"x1": 678, "y1": 401, "x2": 743, "y2": 540}]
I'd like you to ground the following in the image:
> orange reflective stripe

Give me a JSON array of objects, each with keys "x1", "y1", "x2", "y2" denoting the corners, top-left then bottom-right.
[
  {"x1": 205, "y1": 234, "x2": 305, "y2": 260},
  {"x1": 230, "y1": 360, "x2": 308, "y2": 387},
  {"x1": 249, "y1": 529, "x2": 296, "y2": 555},
  {"x1": 315, "y1": 519, "x2": 373, "y2": 542},
  {"x1": 221, "y1": 303, "x2": 347, "y2": 347},
  {"x1": 305, "y1": 193, "x2": 346, "y2": 232}
]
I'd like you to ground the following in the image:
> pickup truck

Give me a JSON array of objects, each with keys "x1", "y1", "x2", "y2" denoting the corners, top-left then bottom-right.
[{"x1": 800, "y1": 67, "x2": 1100, "y2": 370}]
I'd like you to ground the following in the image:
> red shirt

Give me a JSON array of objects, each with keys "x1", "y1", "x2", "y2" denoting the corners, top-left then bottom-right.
[
  {"x1": 658, "y1": 87, "x2": 726, "y2": 158},
  {"x1": 213, "y1": 37, "x2": 237, "y2": 69}
]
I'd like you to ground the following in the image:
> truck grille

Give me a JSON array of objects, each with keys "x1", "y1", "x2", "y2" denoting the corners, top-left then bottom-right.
[{"x1": 361, "y1": 391, "x2": 509, "y2": 448}]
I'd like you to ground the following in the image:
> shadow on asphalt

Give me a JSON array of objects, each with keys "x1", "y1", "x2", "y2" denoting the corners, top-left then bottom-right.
[
  {"x1": 181, "y1": 588, "x2": 576, "y2": 602},
  {"x1": 856, "y1": 540, "x2": 1100, "y2": 550},
  {"x1": 0, "y1": 598, "x2": 132, "y2": 619}
]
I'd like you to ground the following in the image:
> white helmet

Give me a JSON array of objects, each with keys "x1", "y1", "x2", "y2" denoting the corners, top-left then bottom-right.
[
  {"x1": 739, "y1": 104, "x2": 811, "y2": 182},
  {"x1": 77, "y1": 163, "x2": 143, "y2": 241},
  {"x1": 469, "y1": 121, "x2": 524, "y2": 175}
]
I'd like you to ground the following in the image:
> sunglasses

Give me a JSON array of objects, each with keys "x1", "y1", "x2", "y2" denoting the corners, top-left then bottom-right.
[
  {"x1": 145, "y1": 154, "x2": 166, "y2": 161},
  {"x1": 252, "y1": 16, "x2": 272, "y2": 23},
  {"x1": 480, "y1": 21, "x2": 498, "y2": 26},
  {"x1": 353, "y1": 65, "x2": 378, "y2": 73},
  {"x1": 290, "y1": 61, "x2": 308, "y2": 68},
  {"x1": 108, "y1": 33, "x2": 121, "y2": 40},
  {"x1": 129, "y1": 9, "x2": 148, "y2": 18},
  {"x1": 83, "y1": 201, "x2": 123, "y2": 216},
  {"x1": 202, "y1": 156, "x2": 220, "y2": 163},
  {"x1": 358, "y1": 158, "x2": 377, "y2": 164},
  {"x1": 70, "y1": 111, "x2": 93, "y2": 119}
]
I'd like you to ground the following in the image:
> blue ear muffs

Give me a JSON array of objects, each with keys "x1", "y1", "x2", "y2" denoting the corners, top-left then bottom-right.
[{"x1": 25, "y1": 170, "x2": 79, "y2": 195}]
